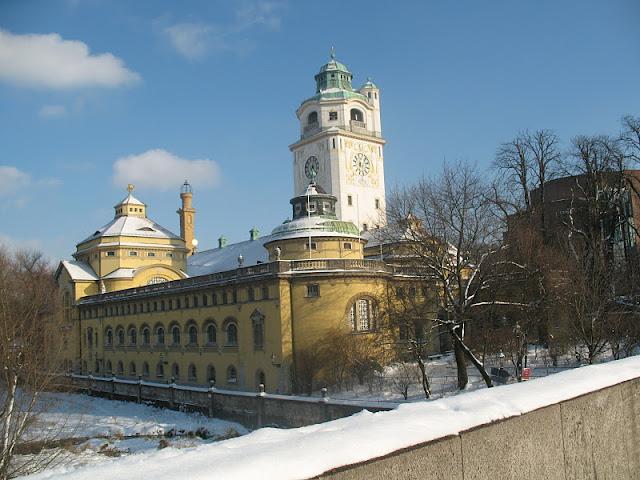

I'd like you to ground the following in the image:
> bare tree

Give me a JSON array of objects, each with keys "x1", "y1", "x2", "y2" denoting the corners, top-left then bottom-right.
[
  {"x1": 382, "y1": 161, "x2": 532, "y2": 390},
  {"x1": 391, "y1": 362, "x2": 417, "y2": 400},
  {"x1": 0, "y1": 247, "x2": 66, "y2": 479},
  {"x1": 621, "y1": 115, "x2": 640, "y2": 164}
]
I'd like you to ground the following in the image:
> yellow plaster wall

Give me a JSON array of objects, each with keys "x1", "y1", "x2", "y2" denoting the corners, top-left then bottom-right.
[{"x1": 266, "y1": 237, "x2": 365, "y2": 261}]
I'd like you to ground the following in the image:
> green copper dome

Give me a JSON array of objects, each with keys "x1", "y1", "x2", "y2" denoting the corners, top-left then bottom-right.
[{"x1": 314, "y1": 48, "x2": 353, "y2": 93}]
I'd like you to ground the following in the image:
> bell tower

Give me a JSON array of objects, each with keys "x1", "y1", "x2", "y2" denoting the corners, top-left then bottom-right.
[
  {"x1": 289, "y1": 49, "x2": 386, "y2": 232},
  {"x1": 177, "y1": 180, "x2": 197, "y2": 255}
]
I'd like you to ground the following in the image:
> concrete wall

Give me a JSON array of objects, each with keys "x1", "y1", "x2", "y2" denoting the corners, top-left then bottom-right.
[
  {"x1": 70, "y1": 375, "x2": 393, "y2": 430},
  {"x1": 317, "y1": 378, "x2": 640, "y2": 480}
]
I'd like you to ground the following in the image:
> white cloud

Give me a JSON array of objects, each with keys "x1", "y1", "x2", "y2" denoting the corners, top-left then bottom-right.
[
  {"x1": 164, "y1": 23, "x2": 214, "y2": 60},
  {"x1": 38, "y1": 104, "x2": 67, "y2": 118},
  {"x1": 0, "y1": 29, "x2": 141, "y2": 89},
  {"x1": 112, "y1": 149, "x2": 220, "y2": 191},
  {"x1": 162, "y1": 1, "x2": 284, "y2": 60},
  {"x1": 0, "y1": 166, "x2": 31, "y2": 196}
]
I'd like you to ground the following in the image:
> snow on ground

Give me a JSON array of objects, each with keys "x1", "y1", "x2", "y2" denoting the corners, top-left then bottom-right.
[
  {"x1": 21, "y1": 355, "x2": 640, "y2": 480},
  {"x1": 16, "y1": 392, "x2": 247, "y2": 477},
  {"x1": 31, "y1": 392, "x2": 247, "y2": 441}
]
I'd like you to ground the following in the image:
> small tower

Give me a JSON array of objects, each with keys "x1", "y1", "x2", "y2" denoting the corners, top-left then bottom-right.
[
  {"x1": 177, "y1": 181, "x2": 196, "y2": 255},
  {"x1": 114, "y1": 184, "x2": 147, "y2": 218}
]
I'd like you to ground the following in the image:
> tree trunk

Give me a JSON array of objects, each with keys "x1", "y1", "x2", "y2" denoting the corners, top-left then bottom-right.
[
  {"x1": 416, "y1": 355, "x2": 431, "y2": 399},
  {"x1": 452, "y1": 328, "x2": 468, "y2": 390},
  {"x1": 450, "y1": 325, "x2": 494, "y2": 388}
]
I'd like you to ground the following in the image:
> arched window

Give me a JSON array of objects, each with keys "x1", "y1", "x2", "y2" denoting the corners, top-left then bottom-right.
[
  {"x1": 226, "y1": 323, "x2": 238, "y2": 346},
  {"x1": 307, "y1": 111, "x2": 318, "y2": 125},
  {"x1": 350, "y1": 108, "x2": 364, "y2": 122},
  {"x1": 207, "y1": 365, "x2": 216, "y2": 383},
  {"x1": 147, "y1": 276, "x2": 168, "y2": 285},
  {"x1": 128, "y1": 327, "x2": 137, "y2": 345},
  {"x1": 142, "y1": 362, "x2": 150, "y2": 378},
  {"x1": 172, "y1": 363, "x2": 180, "y2": 380},
  {"x1": 156, "y1": 326, "x2": 165, "y2": 345},
  {"x1": 251, "y1": 309, "x2": 265, "y2": 349},
  {"x1": 256, "y1": 370, "x2": 266, "y2": 390},
  {"x1": 156, "y1": 362, "x2": 164, "y2": 378},
  {"x1": 105, "y1": 328, "x2": 113, "y2": 346},
  {"x1": 142, "y1": 327, "x2": 151, "y2": 345},
  {"x1": 106, "y1": 360, "x2": 112, "y2": 374},
  {"x1": 94, "y1": 360, "x2": 100, "y2": 373},
  {"x1": 227, "y1": 365, "x2": 237, "y2": 384},
  {"x1": 116, "y1": 327, "x2": 125, "y2": 346},
  {"x1": 188, "y1": 325, "x2": 198, "y2": 345},
  {"x1": 171, "y1": 325, "x2": 181, "y2": 345},
  {"x1": 188, "y1": 364, "x2": 197, "y2": 381},
  {"x1": 129, "y1": 362, "x2": 136, "y2": 376},
  {"x1": 117, "y1": 361, "x2": 124, "y2": 375},
  {"x1": 347, "y1": 298, "x2": 377, "y2": 332},
  {"x1": 206, "y1": 323, "x2": 217, "y2": 345}
]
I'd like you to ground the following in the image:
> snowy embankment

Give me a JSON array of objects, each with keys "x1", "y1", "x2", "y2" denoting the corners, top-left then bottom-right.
[{"x1": 22, "y1": 355, "x2": 640, "y2": 480}]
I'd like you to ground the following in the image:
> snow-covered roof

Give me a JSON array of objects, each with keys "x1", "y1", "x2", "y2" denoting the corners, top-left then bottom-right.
[
  {"x1": 102, "y1": 268, "x2": 136, "y2": 280},
  {"x1": 79, "y1": 215, "x2": 182, "y2": 245},
  {"x1": 270, "y1": 216, "x2": 361, "y2": 241},
  {"x1": 188, "y1": 237, "x2": 272, "y2": 276},
  {"x1": 114, "y1": 193, "x2": 145, "y2": 207},
  {"x1": 59, "y1": 260, "x2": 99, "y2": 281}
]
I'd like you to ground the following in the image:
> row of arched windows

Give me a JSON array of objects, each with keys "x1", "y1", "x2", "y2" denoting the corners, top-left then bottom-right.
[{"x1": 103, "y1": 309, "x2": 266, "y2": 349}]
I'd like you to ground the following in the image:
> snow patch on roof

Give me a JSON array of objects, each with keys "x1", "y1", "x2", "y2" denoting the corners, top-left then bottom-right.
[
  {"x1": 60, "y1": 260, "x2": 99, "y2": 281},
  {"x1": 79, "y1": 216, "x2": 182, "y2": 245},
  {"x1": 114, "y1": 193, "x2": 145, "y2": 207},
  {"x1": 188, "y1": 237, "x2": 271, "y2": 276},
  {"x1": 102, "y1": 268, "x2": 136, "y2": 280}
]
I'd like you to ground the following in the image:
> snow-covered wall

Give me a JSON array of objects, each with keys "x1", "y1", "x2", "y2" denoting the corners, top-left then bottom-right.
[{"x1": 31, "y1": 357, "x2": 640, "y2": 480}]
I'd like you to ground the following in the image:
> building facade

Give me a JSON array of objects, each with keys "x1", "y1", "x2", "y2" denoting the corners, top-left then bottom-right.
[{"x1": 55, "y1": 53, "x2": 437, "y2": 394}]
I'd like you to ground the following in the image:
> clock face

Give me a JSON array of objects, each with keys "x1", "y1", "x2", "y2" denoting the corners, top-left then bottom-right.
[
  {"x1": 304, "y1": 156, "x2": 320, "y2": 179},
  {"x1": 352, "y1": 153, "x2": 370, "y2": 176}
]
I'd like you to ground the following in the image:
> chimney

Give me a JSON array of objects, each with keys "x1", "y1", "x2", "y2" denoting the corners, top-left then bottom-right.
[
  {"x1": 250, "y1": 227, "x2": 259, "y2": 241},
  {"x1": 218, "y1": 236, "x2": 227, "y2": 249}
]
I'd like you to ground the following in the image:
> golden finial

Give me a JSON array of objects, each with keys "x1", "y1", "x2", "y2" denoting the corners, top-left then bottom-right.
[{"x1": 127, "y1": 184, "x2": 134, "y2": 193}]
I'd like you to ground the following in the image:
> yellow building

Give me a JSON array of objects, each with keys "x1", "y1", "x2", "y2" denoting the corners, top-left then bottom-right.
[{"x1": 55, "y1": 53, "x2": 440, "y2": 394}]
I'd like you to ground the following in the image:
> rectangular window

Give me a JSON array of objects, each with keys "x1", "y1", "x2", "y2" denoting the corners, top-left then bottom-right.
[
  {"x1": 168, "y1": 299, "x2": 173, "y2": 310},
  {"x1": 362, "y1": 223, "x2": 368, "y2": 231},
  {"x1": 193, "y1": 295, "x2": 199, "y2": 307},
  {"x1": 343, "y1": 242, "x2": 352, "y2": 250},
  {"x1": 148, "y1": 252, "x2": 156, "y2": 257},
  {"x1": 396, "y1": 287, "x2": 405, "y2": 298},
  {"x1": 129, "y1": 251, "x2": 138, "y2": 256},
  {"x1": 222, "y1": 292, "x2": 228, "y2": 304},
  {"x1": 185, "y1": 297, "x2": 190, "y2": 308},
  {"x1": 262, "y1": 286, "x2": 269, "y2": 300},
  {"x1": 106, "y1": 251, "x2": 115, "y2": 257},
  {"x1": 347, "y1": 195, "x2": 353, "y2": 206},
  {"x1": 176, "y1": 298, "x2": 181, "y2": 309},
  {"x1": 212, "y1": 292, "x2": 218, "y2": 305},
  {"x1": 307, "y1": 202, "x2": 316, "y2": 212},
  {"x1": 232, "y1": 289, "x2": 238, "y2": 304},
  {"x1": 160, "y1": 300, "x2": 165, "y2": 311},
  {"x1": 375, "y1": 198, "x2": 380, "y2": 210},
  {"x1": 248, "y1": 287, "x2": 255, "y2": 301},
  {"x1": 202, "y1": 294, "x2": 208, "y2": 306},
  {"x1": 409, "y1": 287, "x2": 416, "y2": 298},
  {"x1": 305, "y1": 242, "x2": 317, "y2": 250},
  {"x1": 306, "y1": 284, "x2": 320, "y2": 297},
  {"x1": 166, "y1": 253, "x2": 173, "y2": 258},
  {"x1": 329, "y1": 111, "x2": 338, "y2": 120}
]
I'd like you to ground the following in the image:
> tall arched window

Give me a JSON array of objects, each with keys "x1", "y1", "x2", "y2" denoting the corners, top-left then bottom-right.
[
  {"x1": 256, "y1": 370, "x2": 266, "y2": 390},
  {"x1": 105, "y1": 328, "x2": 113, "y2": 346},
  {"x1": 128, "y1": 327, "x2": 137, "y2": 345},
  {"x1": 226, "y1": 323, "x2": 238, "y2": 346},
  {"x1": 172, "y1": 363, "x2": 180, "y2": 380},
  {"x1": 129, "y1": 362, "x2": 136, "y2": 376},
  {"x1": 206, "y1": 323, "x2": 217, "y2": 345},
  {"x1": 116, "y1": 327, "x2": 125, "y2": 346},
  {"x1": 117, "y1": 361, "x2": 124, "y2": 375},
  {"x1": 307, "y1": 111, "x2": 318, "y2": 125},
  {"x1": 350, "y1": 108, "x2": 364, "y2": 122},
  {"x1": 227, "y1": 365, "x2": 237, "y2": 384},
  {"x1": 171, "y1": 325, "x2": 181, "y2": 345},
  {"x1": 347, "y1": 298, "x2": 377, "y2": 332},
  {"x1": 188, "y1": 325, "x2": 198, "y2": 345},
  {"x1": 188, "y1": 364, "x2": 197, "y2": 381},
  {"x1": 207, "y1": 365, "x2": 216, "y2": 383},
  {"x1": 142, "y1": 326, "x2": 151, "y2": 345},
  {"x1": 156, "y1": 362, "x2": 164, "y2": 378},
  {"x1": 156, "y1": 326, "x2": 165, "y2": 345},
  {"x1": 251, "y1": 309, "x2": 265, "y2": 349},
  {"x1": 142, "y1": 362, "x2": 150, "y2": 378},
  {"x1": 106, "y1": 360, "x2": 112, "y2": 374}
]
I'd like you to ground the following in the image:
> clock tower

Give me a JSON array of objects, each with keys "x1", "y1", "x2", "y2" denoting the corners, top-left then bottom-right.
[{"x1": 289, "y1": 50, "x2": 386, "y2": 231}]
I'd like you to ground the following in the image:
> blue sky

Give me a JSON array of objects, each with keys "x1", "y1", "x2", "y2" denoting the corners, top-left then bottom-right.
[{"x1": 1, "y1": 0, "x2": 639, "y2": 261}]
